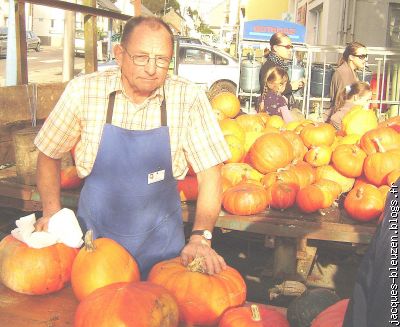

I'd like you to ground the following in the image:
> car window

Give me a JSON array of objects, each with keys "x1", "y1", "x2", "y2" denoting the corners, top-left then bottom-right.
[
  {"x1": 180, "y1": 48, "x2": 214, "y2": 64},
  {"x1": 215, "y1": 54, "x2": 229, "y2": 65}
]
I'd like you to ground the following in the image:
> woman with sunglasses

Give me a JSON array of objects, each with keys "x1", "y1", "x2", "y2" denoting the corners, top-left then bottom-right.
[
  {"x1": 326, "y1": 41, "x2": 368, "y2": 121},
  {"x1": 258, "y1": 32, "x2": 305, "y2": 111}
]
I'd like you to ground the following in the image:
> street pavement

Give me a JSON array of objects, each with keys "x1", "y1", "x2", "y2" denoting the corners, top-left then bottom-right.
[{"x1": 0, "y1": 45, "x2": 86, "y2": 86}]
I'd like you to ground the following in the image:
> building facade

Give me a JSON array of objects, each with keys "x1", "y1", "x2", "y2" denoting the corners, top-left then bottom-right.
[{"x1": 295, "y1": 0, "x2": 400, "y2": 48}]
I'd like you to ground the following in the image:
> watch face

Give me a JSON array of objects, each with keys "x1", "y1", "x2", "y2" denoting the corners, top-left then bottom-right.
[{"x1": 203, "y1": 230, "x2": 212, "y2": 240}]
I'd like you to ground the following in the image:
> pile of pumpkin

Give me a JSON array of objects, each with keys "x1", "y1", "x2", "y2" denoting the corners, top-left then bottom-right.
[
  {"x1": 179, "y1": 92, "x2": 400, "y2": 223},
  {"x1": 0, "y1": 229, "x2": 293, "y2": 326}
]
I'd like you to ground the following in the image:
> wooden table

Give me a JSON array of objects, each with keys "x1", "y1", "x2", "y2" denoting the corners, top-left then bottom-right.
[
  {"x1": 0, "y1": 284, "x2": 77, "y2": 327},
  {"x1": 0, "y1": 166, "x2": 377, "y2": 280}
]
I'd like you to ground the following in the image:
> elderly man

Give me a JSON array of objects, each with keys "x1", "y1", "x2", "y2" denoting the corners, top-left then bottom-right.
[{"x1": 34, "y1": 16, "x2": 230, "y2": 276}]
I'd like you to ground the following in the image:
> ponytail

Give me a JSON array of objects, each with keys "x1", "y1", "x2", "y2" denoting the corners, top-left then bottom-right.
[{"x1": 334, "y1": 81, "x2": 371, "y2": 111}]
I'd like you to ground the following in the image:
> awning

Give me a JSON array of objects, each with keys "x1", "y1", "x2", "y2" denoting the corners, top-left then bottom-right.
[{"x1": 97, "y1": 0, "x2": 120, "y2": 13}]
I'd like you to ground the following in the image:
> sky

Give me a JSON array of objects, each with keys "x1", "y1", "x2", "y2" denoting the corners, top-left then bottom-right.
[{"x1": 178, "y1": 0, "x2": 221, "y2": 16}]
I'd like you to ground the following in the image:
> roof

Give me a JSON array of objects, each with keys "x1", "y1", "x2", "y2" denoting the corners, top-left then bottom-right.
[{"x1": 97, "y1": 0, "x2": 120, "y2": 13}]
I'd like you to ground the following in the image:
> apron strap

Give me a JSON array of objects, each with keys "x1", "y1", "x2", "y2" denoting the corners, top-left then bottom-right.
[
  {"x1": 160, "y1": 87, "x2": 167, "y2": 126},
  {"x1": 105, "y1": 89, "x2": 167, "y2": 126},
  {"x1": 106, "y1": 91, "x2": 117, "y2": 124}
]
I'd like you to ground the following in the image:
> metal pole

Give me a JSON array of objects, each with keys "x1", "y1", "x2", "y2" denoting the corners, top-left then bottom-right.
[{"x1": 63, "y1": 7, "x2": 75, "y2": 81}]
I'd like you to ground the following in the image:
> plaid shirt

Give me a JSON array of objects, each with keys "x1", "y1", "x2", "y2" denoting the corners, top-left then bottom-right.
[{"x1": 34, "y1": 68, "x2": 230, "y2": 179}]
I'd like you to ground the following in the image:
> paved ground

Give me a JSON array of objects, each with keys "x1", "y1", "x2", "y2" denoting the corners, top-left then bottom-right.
[{"x1": 0, "y1": 46, "x2": 86, "y2": 86}]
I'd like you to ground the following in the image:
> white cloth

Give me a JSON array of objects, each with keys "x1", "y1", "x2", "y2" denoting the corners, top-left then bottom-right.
[{"x1": 11, "y1": 208, "x2": 83, "y2": 249}]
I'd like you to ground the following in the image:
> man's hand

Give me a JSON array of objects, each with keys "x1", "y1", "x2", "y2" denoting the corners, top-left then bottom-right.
[
  {"x1": 180, "y1": 235, "x2": 227, "y2": 275},
  {"x1": 291, "y1": 78, "x2": 306, "y2": 91},
  {"x1": 34, "y1": 216, "x2": 52, "y2": 232}
]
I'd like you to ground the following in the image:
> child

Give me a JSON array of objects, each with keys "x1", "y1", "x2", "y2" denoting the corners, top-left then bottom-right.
[
  {"x1": 329, "y1": 81, "x2": 372, "y2": 130},
  {"x1": 258, "y1": 66, "x2": 294, "y2": 123}
]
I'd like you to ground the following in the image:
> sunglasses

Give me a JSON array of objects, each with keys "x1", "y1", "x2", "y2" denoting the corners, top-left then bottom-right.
[
  {"x1": 353, "y1": 54, "x2": 368, "y2": 59},
  {"x1": 277, "y1": 44, "x2": 294, "y2": 49}
]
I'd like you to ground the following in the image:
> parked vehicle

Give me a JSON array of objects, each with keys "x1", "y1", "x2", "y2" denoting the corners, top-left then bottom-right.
[
  {"x1": 0, "y1": 27, "x2": 41, "y2": 57},
  {"x1": 97, "y1": 42, "x2": 239, "y2": 98},
  {"x1": 177, "y1": 42, "x2": 239, "y2": 98},
  {"x1": 74, "y1": 30, "x2": 85, "y2": 57}
]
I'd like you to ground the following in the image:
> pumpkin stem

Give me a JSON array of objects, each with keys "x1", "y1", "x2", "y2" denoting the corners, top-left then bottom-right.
[
  {"x1": 187, "y1": 257, "x2": 206, "y2": 274},
  {"x1": 84, "y1": 230, "x2": 96, "y2": 252},
  {"x1": 250, "y1": 304, "x2": 261, "y2": 322},
  {"x1": 356, "y1": 187, "x2": 364, "y2": 199},
  {"x1": 372, "y1": 137, "x2": 386, "y2": 153}
]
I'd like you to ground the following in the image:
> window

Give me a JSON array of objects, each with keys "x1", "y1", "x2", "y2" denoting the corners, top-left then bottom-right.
[
  {"x1": 180, "y1": 48, "x2": 214, "y2": 64},
  {"x1": 388, "y1": 3, "x2": 400, "y2": 48},
  {"x1": 214, "y1": 54, "x2": 228, "y2": 65}
]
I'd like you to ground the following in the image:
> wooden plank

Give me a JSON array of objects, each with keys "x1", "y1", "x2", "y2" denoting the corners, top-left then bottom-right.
[
  {"x1": 0, "y1": 175, "x2": 376, "y2": 245},
  {"x1": 0, "y1": 84, "x2": 67, "y2": 124},
  {"x1": 16, "y1": 1, "x2": 28, "y2": 85},
  {"x1": 0, "y1": 284, "x2": 77, "y2": 327}
]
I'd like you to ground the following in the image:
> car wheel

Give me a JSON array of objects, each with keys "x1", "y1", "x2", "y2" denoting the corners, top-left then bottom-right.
[
  {"x1": 35, "y1": 43, "x2": 40, "y2": 52},
  {"x1": 208, "y1": 81, "x2": 237, "y2": 102}
]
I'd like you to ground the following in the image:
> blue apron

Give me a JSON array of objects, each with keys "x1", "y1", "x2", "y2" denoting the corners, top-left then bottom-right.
[{"x1": 77, "y1": 91, "x2": 185, "y2": 277}]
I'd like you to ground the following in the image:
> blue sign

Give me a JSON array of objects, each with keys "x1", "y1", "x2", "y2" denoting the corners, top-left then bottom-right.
[{"x1": 243, "y1": 20, "x2": 306, "y2": 43}]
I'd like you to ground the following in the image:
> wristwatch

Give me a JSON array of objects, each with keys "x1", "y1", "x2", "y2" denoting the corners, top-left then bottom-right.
[{"x1": 191, "y1": 229, "x2": 212, "y2": 241}]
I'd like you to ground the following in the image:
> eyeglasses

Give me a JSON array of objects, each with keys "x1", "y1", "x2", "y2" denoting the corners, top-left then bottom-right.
[
  {"x1": 277, "y1": 44, "x2": 294, "y2": 49},
  {"x1": 123, "y1": 47, "x2": 171, "y2": 68},
  {"x1": 353, "y1": 54, "x2": 368, "y2": 60}
]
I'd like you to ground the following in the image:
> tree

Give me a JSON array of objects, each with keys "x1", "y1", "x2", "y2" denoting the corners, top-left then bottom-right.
[{"x1": 142, "y1": 0, "x2": 180, "y2": 16}]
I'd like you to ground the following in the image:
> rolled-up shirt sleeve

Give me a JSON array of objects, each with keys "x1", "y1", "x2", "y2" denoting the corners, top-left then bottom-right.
[{"x1": 34, "y1": 79, "x2": 81, "y2": 159}]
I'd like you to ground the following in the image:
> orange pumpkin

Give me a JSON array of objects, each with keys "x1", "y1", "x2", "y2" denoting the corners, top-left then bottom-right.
[
  {"x1": 221, "y1": 163, "x2": 264, "y2": 186},
  {"x1": 331, "y1": 144, "x2": 367, "y2": 178},
  {"x1": 177, "y1": 176, "x2": 198, "y2": 201},
  {"x1": 225, "y1": 134, "x2": 246, "y2": 163},
  {"x1": 211, "y1": 92, "x2": 240, "y2": 118},
  {"x1": 265, "y1": 115, "x2": 285, "y2": 129},
  {"x1": 379, "y1": 185, "x2": 391, "y2": 204},
  {"x1": 314, "y1": 179, "x2": 342, "y2": 199},
  {"x1": 311, "y1": 299, "x2": 349, "y2": 327},
  {"x1": 236, "y1": 114, "x2": 265, "y2": 132},
  {"x1": 363, "y1": 143, "x2": 400, "y2": 186},
  {"x1": 289, "y1": 161, "x2": 316, "y2": 189},
  {"x1": 344, "y1": 184, "x2": 384, "y2": 222},
  {"x1": 304, "y1": 146, "x2": 332, "y2": 167},
  {"x1": 219, "y1": 304, "x2": 290, "y2": 327},
  {"x1": 300, "y1": 123, "x2": 336, "y2": 148},
  {"x1": 360, "y1": 127, "x2": 400, "y2": 155},
  {"x1": 0, "y1": 235, "x2": 78, "y2": 295},
  {"x1": 262, "y1": 169, "x2": 299, "y2": 189},
  {"x1": 281, "y1": 130, "x2": 308, "y2": 161},
  {"x1": 378, "y1": 115, "x2": 400, "y2": 133},
  {"x1": 219, "y1": 119, "x2": 245, "y2": 143},
  {"x1": 316, "y1": 165, "x2": 355, "y2": 193},
  {"x1": 256, "y1": 112, "x2": 270, "y2": 125},
  {"x1": 296, "y1": 185, "x2": 326, "y2": 213},
  {"x1": 223, "y1": 182, "x2": 269, "y2": 215},
  {"x1": 249, "y1": 133, "x2": 294, "y2": 174},
  {"x1": 266, "y1": 182, "x2": 299, "y2": 210},
  {"x1": 71, "y1": 231, "x2": 140, "y2": 301},
  {"x1": 387, "y1": 169, "x2": 400, "y2": 186},
  {"x1": 60, "y1": 166, "x2": 83, "y2": 190},
  {"x1": 148, "y1": 257, "x2": 246, "y2": 326},
  {"x1": 75, "y1": 282, "x2": 179, "y2": 327}
]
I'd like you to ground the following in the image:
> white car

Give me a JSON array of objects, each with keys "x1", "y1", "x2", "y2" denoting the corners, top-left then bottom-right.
[
  {"x1": 177, "y1": 43, "x2": 239, "y2": 98},
  {"x1": 98, "y1": 43, "x2": 239, "y2": 98}
]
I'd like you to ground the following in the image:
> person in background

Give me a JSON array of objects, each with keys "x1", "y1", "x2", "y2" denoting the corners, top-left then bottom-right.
[
  {"x1": 259, "y1": 32, "x2": 305, "y2": 110},
  {"x1": 327, "y1": 41, "x2": 368, "y2": 121},
  {"x1": 258, "y1": 67, "x2": 295, "y2": 123},
  {"x1": 329, "y1": 81, "x2": 372, "y2": 130},
  {"x1": 33, "y1": 16, "x2": 231, "y2": 277},
  {"x1": 343, "y1": 178, "x2": 400, "y2": 327}
]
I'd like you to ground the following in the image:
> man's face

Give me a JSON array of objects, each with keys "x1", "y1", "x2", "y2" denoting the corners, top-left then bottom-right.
[
  {"x1": 115, "y1": 24, "x2": 173, "y2": 102},
  {"x1": 273, "y1": 37, "x2": 293, "y2": 61}
]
